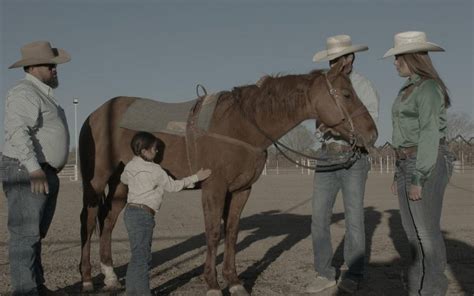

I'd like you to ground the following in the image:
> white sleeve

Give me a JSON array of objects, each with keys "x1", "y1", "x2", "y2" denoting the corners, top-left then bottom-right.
[
  {"x1": 120, "y1": 170, "x2": 129, "y2": 185},
  {"x1": 154, "y1": 165, "x2": 198, "y2": 193},
  {"x1": 361, "y1": 80, "x2": 379, "y2": 123},
  {"x1": 4, "y1": 89, "x2": 41, "y2": 172}
]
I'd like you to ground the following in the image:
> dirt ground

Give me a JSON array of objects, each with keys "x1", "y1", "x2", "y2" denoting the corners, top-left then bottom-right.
[{"x1": 0, "y1": 171, "x2": 473, "y2": 296}]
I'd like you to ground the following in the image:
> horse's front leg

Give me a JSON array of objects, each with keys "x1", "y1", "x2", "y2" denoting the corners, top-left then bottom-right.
[
  {"x1": 99, "y1": 181, "x2": 127, "y2": 290},
  {"x1": 222, "y1": 188, "x2": 251, "y2": 296},
  {"x1": 201, "y1": 180, "x2": 227, "y2": 296}
]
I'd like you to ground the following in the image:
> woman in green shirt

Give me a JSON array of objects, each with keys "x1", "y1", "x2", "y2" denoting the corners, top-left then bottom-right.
[{"x1": 384, "y1": 31, "x2": 454, "y2": 296}]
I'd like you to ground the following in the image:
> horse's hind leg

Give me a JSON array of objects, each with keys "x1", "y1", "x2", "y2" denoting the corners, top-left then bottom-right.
[
  {"x1": 222, "y1": 189, "x2": 251, "y2": 296},
  {"x1": 202, "y1": 181, "x2": 227, "y2": 296},
  {"x1": 99, "y1": 175, "x2": 127, "y2": 289},
  {"x1": 80, "y1": 184, "x2": 103, "y2": 291}
]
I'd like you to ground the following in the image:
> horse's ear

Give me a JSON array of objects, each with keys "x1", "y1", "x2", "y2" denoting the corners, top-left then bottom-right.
[{"x1": 327, "y1": 59, "x2": 345, "y2": 79}]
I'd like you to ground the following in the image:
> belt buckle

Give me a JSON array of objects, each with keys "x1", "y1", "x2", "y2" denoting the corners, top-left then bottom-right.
[{"x1": 396, "y1": 149, "x2": 407, "y2": 160}]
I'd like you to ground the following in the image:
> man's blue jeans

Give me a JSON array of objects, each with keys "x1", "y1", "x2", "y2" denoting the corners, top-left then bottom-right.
[
  {"x1": 311, "y1": 154, "x2": 369, "y2": 281},
  {"x1": 1, "y1": 156, "x2": 59, "y2": 295},
  {"x1": 124, "y1": 205, "x2": 155, "y2": 296},
  {"x1": 396, "y1": 145, "x2": 453, "y2": 296}
]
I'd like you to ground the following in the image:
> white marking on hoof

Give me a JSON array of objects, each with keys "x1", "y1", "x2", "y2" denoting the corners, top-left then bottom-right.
[
  {"x1": 82, "y1": 281, "x2": 94, "y2": 292},
  {"x1": 229, "y1": 284, "x2": 249, "y2": 296},
  {"x1": 100, "y1": 262, "x2": 120, "y2": 288},
  {"x1": 206, "y1": 289, "x2": 223, "y2": 296}
]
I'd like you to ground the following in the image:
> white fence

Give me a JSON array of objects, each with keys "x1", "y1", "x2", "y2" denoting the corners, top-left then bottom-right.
[
  {"x1": 58, "y1": 164, "x2": 78, "y2": 181},
  {"x1": 261, "y1": 157, "x2": 473, "y2": 175},
  {"x1": 56, "y1": 159, "x2": 473, "y2": 180}
]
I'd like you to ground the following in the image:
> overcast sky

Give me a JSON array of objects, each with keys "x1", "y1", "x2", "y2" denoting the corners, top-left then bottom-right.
[{"x1": 1, "y1": 0, "x2": 473, "y2": 149}]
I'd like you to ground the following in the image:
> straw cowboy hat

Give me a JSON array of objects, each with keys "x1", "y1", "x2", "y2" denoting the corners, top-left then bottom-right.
[
  {"x1": 383, "y1": 31, "x2": 444, "y2": 58},
  {"x1": 313, "y1": 35, "x2": 368, "y2": 62},
  {"x1": 8, "y1": 41, "x2": 71, "y2": 69}
]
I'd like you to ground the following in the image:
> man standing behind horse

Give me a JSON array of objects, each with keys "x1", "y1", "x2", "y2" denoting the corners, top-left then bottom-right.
[
  {"x1": 306, "y1": 35, "x2": 379, "y2": 294},
  {"x1": 2, "y1": 41, "x2": 70, "y2": 295}
]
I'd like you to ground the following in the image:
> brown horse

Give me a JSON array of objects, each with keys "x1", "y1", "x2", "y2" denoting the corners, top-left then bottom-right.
[{"x1": 78, "y1": 61, "x2": 377, "y2": 295}]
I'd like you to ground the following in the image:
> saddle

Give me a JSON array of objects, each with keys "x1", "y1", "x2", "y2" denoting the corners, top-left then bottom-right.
[{"x1": 119, "y1": 92, "x2": 221, "y2": 135}]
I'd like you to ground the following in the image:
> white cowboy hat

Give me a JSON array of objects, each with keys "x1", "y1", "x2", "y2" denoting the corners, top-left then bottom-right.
[
  {"x1": 313, "y1": 35, "x2": 368, "y2": 62},
  {"x1": 383, "y1": 31, "x2": 444, "y2": 58},
  {"x1": 8, "y1": 41, "x2": 71, "y2": 69}
]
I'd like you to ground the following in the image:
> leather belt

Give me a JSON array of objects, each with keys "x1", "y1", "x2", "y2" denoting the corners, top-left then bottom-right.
[
  {"x1": 395, "y1": 146, "x2": 417, "y2": 160},
  {"x1": 2, "y1": 156, "x2": 58, "y2": 174},
  {"x1": 127, "y1": 203, "x2": 155, "y2": 216},
  {"x1": 395, "y1": 138, "x2": 446, "y2": 160}
]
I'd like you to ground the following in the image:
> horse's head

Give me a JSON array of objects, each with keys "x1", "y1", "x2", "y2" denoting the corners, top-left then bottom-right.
[{"x1": 308, "y1": 60, "x2": 378, "y2": 149}]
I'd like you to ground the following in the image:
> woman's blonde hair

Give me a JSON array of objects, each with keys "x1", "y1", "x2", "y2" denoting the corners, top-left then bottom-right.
[{"x1": 399, "y1": 52, "x2": 451, "y2": 107}]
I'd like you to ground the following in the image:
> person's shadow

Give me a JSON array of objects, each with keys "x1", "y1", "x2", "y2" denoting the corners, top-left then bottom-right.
[{"x1": 385, "y1": 209, "x2": 474, "y2": 295}]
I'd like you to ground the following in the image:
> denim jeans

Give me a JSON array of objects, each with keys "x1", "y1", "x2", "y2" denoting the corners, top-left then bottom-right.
[
  {"x1": 124, "y1": 205, "x2": 155, "y2": 296},
  {"x1": 1, "y1": 156, "x2": 59, "y2": 295},
  {"x1": 396, "y1": 145, "x2": 453, "y2": 296},
  {"x1": 311, "y1": 154, "x2": 369, "y2": 281}
]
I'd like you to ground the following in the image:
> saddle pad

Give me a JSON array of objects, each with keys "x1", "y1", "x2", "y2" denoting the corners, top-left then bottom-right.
[{"x1": 119, "y1": 93, "x2": 220, "y2": 135}]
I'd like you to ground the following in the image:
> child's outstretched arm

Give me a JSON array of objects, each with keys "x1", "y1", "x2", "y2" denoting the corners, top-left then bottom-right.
[{"x1": 159, "y1": 167, "x2": 211, "y2": 193}]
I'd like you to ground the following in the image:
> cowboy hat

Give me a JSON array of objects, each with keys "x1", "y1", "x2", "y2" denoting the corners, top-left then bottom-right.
[
  {"x1": 383, "y1": 31, "x2": 444, "y2": 58},
  {"x1": 8, "y1": 41, "x2": 71, "y2": 69},
  {"x1": 313, "y1": 35, "x2": 368, "y2": 62}
]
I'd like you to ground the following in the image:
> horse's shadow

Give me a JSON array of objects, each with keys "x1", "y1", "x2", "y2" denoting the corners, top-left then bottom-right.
[
  {"x1": 151, "y1": 209, "x2": 327, "y2": 295},
  {"x1": 62, "y1": 206, "x2": 346, "y2": 295},
  {"x1": 63, "y1": 206, "x2": 474, "y2": 295}
]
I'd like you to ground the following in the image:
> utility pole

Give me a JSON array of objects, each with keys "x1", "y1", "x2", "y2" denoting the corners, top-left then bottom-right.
[{"x1": 73, "y1": 98, "x2": 79, "y2": 181}]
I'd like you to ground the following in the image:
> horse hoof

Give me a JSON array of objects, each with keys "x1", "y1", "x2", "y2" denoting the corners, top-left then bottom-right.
[
  {"x1": 82, "y1": 281, "x2": 94, "y2": 292},
  {"x1": 229, "y1": 284, "x2": 250, "y2": 296},
  {"x1": 206, "y1": 289, "x2": 223, "y2": 296},
  {"x1": 103, "y1": 279, "x2": 122, "y2": 291}
]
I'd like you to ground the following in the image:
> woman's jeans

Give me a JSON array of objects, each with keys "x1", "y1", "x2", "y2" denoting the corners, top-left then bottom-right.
[
  {"x1": 124, "y1": 205, "x2": 155, "y2": 296},
  {"x1": 395, "y1": 145, "x2": 454, "y2": 296},
  {"x1": 311, "y1": 154, "x2": 370, "y2": 281},
  {"x1": 1, "y1": 156, "x2": 59, "y2": 295}
]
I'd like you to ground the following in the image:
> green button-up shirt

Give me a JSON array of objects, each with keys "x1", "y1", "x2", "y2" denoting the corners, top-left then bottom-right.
[{"x1": 392, "y1": 74, "x2": 447, "y2": 186}]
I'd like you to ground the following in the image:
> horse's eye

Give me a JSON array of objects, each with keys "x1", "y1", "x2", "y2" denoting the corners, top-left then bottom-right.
[{"x1": 341, "y1": 89, "x2": 351, "y2": 98}]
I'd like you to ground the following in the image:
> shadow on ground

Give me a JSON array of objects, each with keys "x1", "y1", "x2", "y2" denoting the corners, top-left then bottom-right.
[{"x1": 58, "y1": 207, "x2": 473, "y2": 295}]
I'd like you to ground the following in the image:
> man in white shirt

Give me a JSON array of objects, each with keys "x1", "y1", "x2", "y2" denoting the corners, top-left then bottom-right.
[
  {"x1": 2, "y1": 41, "x2": 70, "y2": 295},
  {"x1": 306, "y1": 35, "x2": 379, "y2": 294}
]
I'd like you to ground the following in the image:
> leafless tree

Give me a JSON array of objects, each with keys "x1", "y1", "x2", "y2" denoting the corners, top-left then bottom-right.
[{"x1": 447, "y1": 112, "x2": 474, "y2": 140}]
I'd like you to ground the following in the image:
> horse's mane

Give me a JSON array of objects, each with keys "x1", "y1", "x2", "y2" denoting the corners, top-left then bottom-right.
[{"x1": 217, "y1": 70, "x2": 326, "y2": 120}]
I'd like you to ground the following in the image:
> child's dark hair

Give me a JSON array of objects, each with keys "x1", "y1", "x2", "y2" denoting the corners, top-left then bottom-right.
[{"x1": 130, "y1": 131, "x2": 158, "y2": 157}]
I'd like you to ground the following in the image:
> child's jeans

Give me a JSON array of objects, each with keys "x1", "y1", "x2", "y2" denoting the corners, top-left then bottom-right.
[{"x1": 124, "y1": 205, "x2": 155, "y2": 296}]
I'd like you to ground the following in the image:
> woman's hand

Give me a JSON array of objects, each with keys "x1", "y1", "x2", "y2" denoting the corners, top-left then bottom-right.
[
  {"x1": 196, "y1": 168, "x2": 212, "y2": 181},
  {"x1": 390, "y1": 181, "x2": 397, "y2": 196},
  {"x1": 409, "y1": 185, "x2": 422, "y2": 201}
]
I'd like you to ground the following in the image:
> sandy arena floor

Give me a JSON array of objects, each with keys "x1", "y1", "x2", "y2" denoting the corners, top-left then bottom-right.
[{"x1": 1, "y1": 171, "x2": 473, "y2": 295}]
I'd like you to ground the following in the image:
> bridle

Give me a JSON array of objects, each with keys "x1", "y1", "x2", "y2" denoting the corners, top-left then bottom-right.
[
  {"x1": 246, "y1": 72, "x2": 368, "y2": 171},
  {"x1": 320, "y1": 72, "x2": 370, "y2": 150}
]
